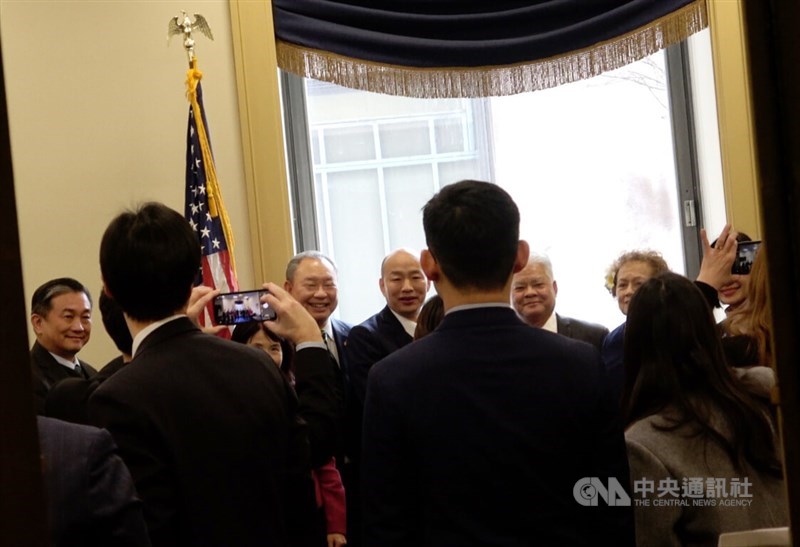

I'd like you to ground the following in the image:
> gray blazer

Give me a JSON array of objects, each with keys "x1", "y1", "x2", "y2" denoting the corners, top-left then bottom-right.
[
  {"x1": 626, "y1": 397, "x2": 787, "y2": 546},
  {"x1": 38, "y1": 416, "x2": 150, "y2": 546}
]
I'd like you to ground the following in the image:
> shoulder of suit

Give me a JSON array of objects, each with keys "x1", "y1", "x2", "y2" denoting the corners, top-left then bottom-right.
[
  {"x1": 37, "y1": 415, "x2": 108, "y2": 445},
  {"x1": 353, "y1": 309, "x2": 385, "y2": 332},
  {"x1": 331, "y1": 317, "x2": 353, "y2": 335},
  {"x1": 557, "y1": 314, "x2": 608, "y2": 334}
]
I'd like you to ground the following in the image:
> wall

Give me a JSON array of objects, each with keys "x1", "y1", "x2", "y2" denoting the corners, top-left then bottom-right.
[
  {"x1": 1, "y1": 0, "x2": 759, "y2": 366},
  {"x1": 0, "y1": 1, "x2": 253, "y2": 367}
]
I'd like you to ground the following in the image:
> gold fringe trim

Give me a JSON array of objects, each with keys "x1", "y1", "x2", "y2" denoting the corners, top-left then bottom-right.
[
  {"x1": 277, "y1": 0, "x2": 707, "y2": 99},
  {"x1": 185, "y1": 58, "x2": 238, "y2": 280}
]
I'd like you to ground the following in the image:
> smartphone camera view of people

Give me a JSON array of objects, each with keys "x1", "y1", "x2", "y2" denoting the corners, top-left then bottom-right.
[{"x1": 213, "y1": 290, "x2": 276, "y2": 324}]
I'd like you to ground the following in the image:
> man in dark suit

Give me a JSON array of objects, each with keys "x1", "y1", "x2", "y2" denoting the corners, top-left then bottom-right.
[
  {"x1": 362, "y1": 180, "x2": 634, "y2": 546},
  {"x1": 284, "y1": 251, "x2": 351, "y2": 369},
  {"x1": 45, "y1": 291, "x2": 133, "y2": 424},
  {"x1": 37, "y1": 415, "x2": 150, "y2": 546},
  {"x1": 345, "y1": 248, "x2": 429, "y2": 546},
  {"x1": 30, "y1": 277, "x2": 98, "y2": 414},
  {"x1": 284, "y1": 250, "x2": 356, "y2": 542},
  {"x1": 511, "y1": 253, "x2": 609, "y2": 350},
  {"x1": 87, "y1": 202, "x2": 338, "y2": 547},
  {"x1": 348, "y1": 248, "x2": 429, "y2": 405}
]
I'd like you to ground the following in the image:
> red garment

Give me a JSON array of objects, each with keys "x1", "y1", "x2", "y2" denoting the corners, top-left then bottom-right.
[{"x1": 312, "y1": 457, "x2": 347, "y2": 535}]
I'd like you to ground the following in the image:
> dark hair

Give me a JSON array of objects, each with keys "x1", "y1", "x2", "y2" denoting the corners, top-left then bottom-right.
[
  {"x1": 422, "y1": 180, "x2": 520, "y2": 290},
  {"x1": 414, "y1": 295, "x2": 444, "y2": 340},
  {"x1": 711, "y1": 231, "x2": 752, "y2": 248},
  {"x1": 98, "y1": 291, "x2": 133, "y2": 356},
  {"x1": 285, "y1": 251, "x2": 337, "y2": 282},
  {"x1": 231, "y1": 322, "x2": 294, "y2": 379},
  {"x1": 621, "y1": 272, "x2": 781, "y2": 475},
  {"x1": 31, "y1": 278, "x2": 91, "y2": 317},
  {"x1": 100, "y1": 202, "x2": 200, "y2": 322}
]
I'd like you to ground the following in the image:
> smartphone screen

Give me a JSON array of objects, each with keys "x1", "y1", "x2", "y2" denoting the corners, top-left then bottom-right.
[
  {"x1": 732, "y1": 240, "x2": 761, "y2": 275},
  {"x1": 212, "y1": 290, "x2": 276, "y2": 325}
]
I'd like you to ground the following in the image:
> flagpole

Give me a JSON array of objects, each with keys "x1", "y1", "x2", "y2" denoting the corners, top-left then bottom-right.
[{"x1": 170, "y1": 12, "x2": 239, "y2": 334}]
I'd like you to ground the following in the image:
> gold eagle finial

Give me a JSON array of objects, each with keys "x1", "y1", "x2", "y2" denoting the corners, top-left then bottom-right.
[{"x1": 168, "y1": 11, "x2": 214, "y2": 64}]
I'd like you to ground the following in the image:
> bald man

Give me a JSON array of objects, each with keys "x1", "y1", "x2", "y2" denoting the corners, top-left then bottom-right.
[
  {"x1": 348, "y1": 248, "x2": 429, "y2": 405},
  {"x1": 345, "y1": 248, "x2": 429, "y2": 547},
  {"x1": 511, "y1": 254, "x2": 608, "y2": 351}
]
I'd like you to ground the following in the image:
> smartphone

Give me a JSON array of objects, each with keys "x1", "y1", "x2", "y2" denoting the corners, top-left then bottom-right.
[
  {"x1": 212, "y1": 289, "x2": 276, "y2": 325},
  {"x1": 732, "y1": 240, "x2": 761, "y2": 275}
]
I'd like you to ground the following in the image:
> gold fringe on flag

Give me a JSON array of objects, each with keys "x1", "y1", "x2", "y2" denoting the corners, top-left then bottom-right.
[
  {"x1": 277, "y1": 0, "x2": 707, "y2": 99},
  {"x1": 185, "y1": 58, "x2": 238, "y2": 277}
]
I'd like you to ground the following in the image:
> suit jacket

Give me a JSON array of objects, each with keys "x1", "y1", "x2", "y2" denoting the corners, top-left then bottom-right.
[
  {"x1": 45, "y1": 356, "x2": 127, "y2": 425},
  {"x1": 87, "y1": 317, "x2": 337, "y2": 547},
  {"x1": 556, "y1": 313, "x2": 609, "y2": 351},
  {"x1": 344, "y1": 307, "x2": 410, "y2": 547},
  {"x1": 601, "y1": 323, "x2": 626, "y2": 405},
  {"x1": 330, "y1": 317, "x2": 352, "y2": 373},
  {"x1": 31, "y1": 341, "x2": 97, "y2": 415},
  {"x1": 348, "y1": 306, "x2": 413, "y2": 407},
  {"x1": 363, "y1": 306, "x2": 634, "y2": 547},
  {"x1": 37, "y1": 416, "x2": 150, "y2": 547},
  {"x1": 329, "y1": 317, "x2": 360, "y2": 459},
  {"x1": 626, "y1": 403, "x2": 787, "y2": 546}
]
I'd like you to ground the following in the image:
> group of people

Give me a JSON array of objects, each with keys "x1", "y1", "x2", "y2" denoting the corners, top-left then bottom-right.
[{"x1": 27, "y1": 180, "x2": 786, "y2": 546}]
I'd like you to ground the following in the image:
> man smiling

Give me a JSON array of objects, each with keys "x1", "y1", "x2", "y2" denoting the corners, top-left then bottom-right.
[
  {"x1": 349, "y1": 249, "x2": 429, "y2": 405},
  {"x1": 285, "y1": 250, "x2": 356, "y2": 544},
  {"x1": 511, "y1": 254, "x2": 608, "y2": 350},
  {"x1": 284, "y1": 251, "x2": 351, "y2": 367},
  {"x1": 345, "y1": 248, "x2": 430, "y2": 547},
  {"x1": 30, "y1": 277, "x2": 97, "y2": 414}
]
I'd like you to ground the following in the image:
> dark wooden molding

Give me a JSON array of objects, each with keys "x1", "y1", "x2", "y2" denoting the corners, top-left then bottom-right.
[
  {"x1": 0, "y1": 40, "x2": 47, "y2": 545},
  {"x1": 742, "y1": 0, "x2": 800, "y2": 541}
]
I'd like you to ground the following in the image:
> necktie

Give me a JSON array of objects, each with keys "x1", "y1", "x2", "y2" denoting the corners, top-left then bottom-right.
[
  {"x1": 74, "y1": 363, "x2": 85, "y2": 378},
  {"x1": 322, "y1": 330, "x2": 339, "y2": 367}
]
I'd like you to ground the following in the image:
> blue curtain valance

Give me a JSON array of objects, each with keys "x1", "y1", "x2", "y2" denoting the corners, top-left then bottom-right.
[{"x1": 273, "y1": 0, "x2": 707, "y2": 98}]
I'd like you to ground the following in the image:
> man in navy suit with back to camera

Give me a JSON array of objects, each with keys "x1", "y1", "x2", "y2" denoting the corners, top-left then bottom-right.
[
  {"x1": 362, "y1": 180, "x2": 634, "y2": 546},
  {"x1": 88, "y1": 202, "x2": 337, "y2": 547}
]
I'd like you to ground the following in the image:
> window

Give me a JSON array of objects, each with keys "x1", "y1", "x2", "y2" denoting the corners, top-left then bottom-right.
[{"x1": 281, "y1": 34, "x2": 718, "y2": 328}]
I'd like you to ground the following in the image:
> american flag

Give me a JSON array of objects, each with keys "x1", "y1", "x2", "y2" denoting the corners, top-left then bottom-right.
[{"x1": 185, "y1": 76, "x2": 238, "y2": 327}]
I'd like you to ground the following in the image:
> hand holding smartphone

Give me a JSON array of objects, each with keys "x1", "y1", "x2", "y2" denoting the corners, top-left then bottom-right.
[
  {"x1": 732, "y1": 241, "x2": 761, "y2": 275},
  {"x1": 212, "y1": 290, "x2": 277, "y2": 325}
]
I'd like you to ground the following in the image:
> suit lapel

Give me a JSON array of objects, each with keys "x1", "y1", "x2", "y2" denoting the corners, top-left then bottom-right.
[
  {"x1": 32, "y1": 341, "x2": 78, "y2": 388},
  {"x1": 555, "y1": 314, "x2": 569, "y2": 336},
  {"x1": 378, "y1": 306, "x2": 413, "y2": 347}
]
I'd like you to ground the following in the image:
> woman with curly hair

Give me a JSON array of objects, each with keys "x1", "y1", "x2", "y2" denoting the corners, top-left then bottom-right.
[{"x1": 601, "y1": 249, "x2": 670, "y2": 401}]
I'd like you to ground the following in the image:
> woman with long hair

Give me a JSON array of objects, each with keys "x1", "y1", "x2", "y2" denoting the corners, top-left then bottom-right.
[
  {"x1": 726, "y1": 246, "x2": 773, "y2": 367},
  {"x1": 622, "y1": 272, "x2": 785, "y2": 546}
]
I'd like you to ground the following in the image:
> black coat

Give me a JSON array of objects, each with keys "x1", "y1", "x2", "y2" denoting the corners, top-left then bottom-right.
[{"x1": 88, "y1": 317, "x2": 337, "y2": 547}]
